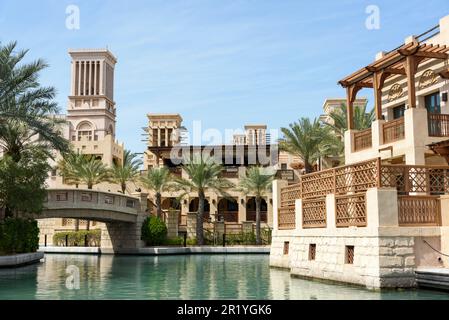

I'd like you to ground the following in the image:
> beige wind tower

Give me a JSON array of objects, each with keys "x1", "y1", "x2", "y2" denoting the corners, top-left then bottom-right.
[{"x1": 66, "y1": 49, "x2": 123, "y2": 166}]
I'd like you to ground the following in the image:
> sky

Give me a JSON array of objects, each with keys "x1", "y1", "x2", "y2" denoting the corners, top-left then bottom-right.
[{"x1": 0, "y1": 0, "x2": 448, "y2": 154}]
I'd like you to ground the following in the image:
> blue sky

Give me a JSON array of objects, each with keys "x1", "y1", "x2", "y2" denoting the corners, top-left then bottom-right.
[{"x1": 0, "y1": 0, "x2": 448, "y2": 153}]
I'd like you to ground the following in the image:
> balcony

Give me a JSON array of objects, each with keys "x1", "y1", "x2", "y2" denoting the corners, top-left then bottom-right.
[
  {"x1": 382, "y1": 117, "x2": 405, "y2": 144},
  {"x1": 353, "y1": 128, "x2": 372, "y2": 152},
  {"x1": 346, "y1": 108, "x2": 449, "y2": 165}
]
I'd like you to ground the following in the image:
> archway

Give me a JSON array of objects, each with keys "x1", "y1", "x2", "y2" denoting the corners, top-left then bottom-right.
[
  {"x1": 246, "y1": 197, "x2": 267, "y2": 222},
  {"x1": 162, "y1": 198, "x2": 181, "y2": 210},
  {"x1": 217, "y1": 198, "x2": 238, "y2": 222},
  {"x1": 189, "y1": 198, "x2": 210, "y2": 220}
]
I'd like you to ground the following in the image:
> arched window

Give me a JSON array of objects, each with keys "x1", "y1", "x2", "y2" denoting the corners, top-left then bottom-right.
[{"x1": 77, "y1": 122, "x2": 93, "y2": 141}]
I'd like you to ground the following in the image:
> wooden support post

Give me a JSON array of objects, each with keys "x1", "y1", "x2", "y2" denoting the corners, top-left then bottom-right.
[
  {"x1": 373, "y1": 72, "x2": 384, "y2": 120},
  {"x1": 346, "y1": 87, "x2": 354, "y2": 130},
  {"x1": 404, "y1": 56, "x2": 417, "y2": 108}
]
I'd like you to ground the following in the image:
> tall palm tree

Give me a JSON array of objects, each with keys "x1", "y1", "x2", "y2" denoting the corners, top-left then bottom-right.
[
  {"x1": 238, "y1": 166, "x2": 274, "y2": 245},
  {"x1": 140, "y1": 167, "x2": 172, "y2": 219},
  {"x1": 323, "y1": 102, "x2": 375, "y2": 138},
  {"x1": 279, "y1": 118, "x2": 337, "y2": 174},
  {"x1": 0, "y1": 42, "x2": 69, "y2": 156},
  {"x1": 111, "y1": 150, "x2": 142, "y2": 194},
  {"x1": 173, "y1": 155, "x2": 234, "y2": 245},
  {"x1": 58, "y1": 152, "x2": 111, "y2": 230}
]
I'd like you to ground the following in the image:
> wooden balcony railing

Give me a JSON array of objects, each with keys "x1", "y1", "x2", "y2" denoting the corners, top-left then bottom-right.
[
  {"x1": 302, "y1": 198, "x2": 326, "y2": 228},
  {"x1": 398, "y1": 195, "x2": 441, "y2": 226},
  {"x1": 335, "y1": 193, "x2": 367, "y2": 227},
  {"x1": 220, "y1": 167, "x2": 239, "y2": 179},
  {"x1": 278, "y1": 206, "x2": 295, "y2": 230},
  {"x1": 428, "y1": 113, "x2": 449, "y2": 137},
  {"x1": 383, "y1": 117, "x2": 405, "y2": 144},
  {"x1": 168, "y1": 167, "x2": 182, "y2": 178},
  {"x1": 353, "y1": 128, "x2": 372, "y2": 152},
  {"x1": 246, "y1": 211, "x2": 267, "y2": 222},
  {"x1": 217, "y1": 211, "x2": 238, "y2": 222}
]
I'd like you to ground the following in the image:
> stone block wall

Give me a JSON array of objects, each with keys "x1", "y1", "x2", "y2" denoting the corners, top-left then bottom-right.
[{"x1": 166, "y1": 210, "x2": 179, "y2": 238}]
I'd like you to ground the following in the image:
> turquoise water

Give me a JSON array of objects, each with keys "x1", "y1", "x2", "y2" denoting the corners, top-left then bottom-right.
[{"x1": 0, "y1": 254, "x2": 448, "y2": 300}]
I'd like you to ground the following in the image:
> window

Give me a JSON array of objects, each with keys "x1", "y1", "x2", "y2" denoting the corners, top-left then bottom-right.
[
  {"x1": 81, "y1": 192, "x2": 92, "y2": 202},
  {"x1": 345, "y1": 246, "x2": 354, "y2": 264},
  {"x1": 392, "y1": 104, "x2": 405, "y2": 119},
  {"x1": 283, "y1": 241, "x2": 289, "y2": 255},
  {"x1": 104, "y1": 196, "x2": 114, "y2": 204},
  {"x1": 51, "y1": 168, "x2": 57, "y2": 177},
  {"x1": 425, "y1": 92, "x2": 441, "y2": 114},
  {"x1": 309, "y1": 244, "x2": 316, "y2": 260},
  {"x1": 56, "y1": 192, "x2": 68, "y2": 201},
  {"x1": 126, "y1": 199, "x2": 135, "y2": 208},
  {"x1": 281, "y1": 163, "x2": 288, "y2": 170}
]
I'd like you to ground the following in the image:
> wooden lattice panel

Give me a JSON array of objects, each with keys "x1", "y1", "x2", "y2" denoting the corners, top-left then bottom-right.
[
  {"x1": 280, "y1": 183, "x2": 301, "y2": 207},
  {"x1": 398, "y1": 196, "x2": 441, "y2": 226},
  {"x1": 302, "y1": 198, "x2": 326, "y2": 228},
  {"x1": 278, "y1": 206, "x2": 296, "y2": 230},
  {"x1": 381, "y1": 165, "x2": 449, "y2": 194},
  {"x1": 301, "y1": 169, "x2": 335, "y2": 199},
  {"x1": 353, "y1": 128, "x2": 372, "y2": 151},
  {"x1": 335, "y1": 193, "x2": 367, "y2": 227},
  {"x1": 335, "y1": 159, "x2": 379, "y2": 194}
]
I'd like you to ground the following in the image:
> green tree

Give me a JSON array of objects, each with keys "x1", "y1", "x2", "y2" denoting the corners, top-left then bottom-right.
[
  {"x1": 0, "y1": 42, "x2": 69, "y2": 156},
  {"x1": 323, "y1": 102, "x2": 375, "y2": 138},
  {"x1": 58, "y1": 152, "x2": 111, "y2": 230},
  {"x1": 173, "y1": 155, "x2": 234, "y2": 245},
  {"x1": 140, "y1": 167, "x2": 172, "y2": 219},
  {"x1": 111, "y1": 150, "x2": 142, "y2": 194},
  {"x1": 279, "y1": 118, "x2": 338, "y2": 173},
  {"x1": 238, "y1": 166, "x2": 274, "y2": 245},
  {"x1": 0, "y1": 148, "x2": 50, "y2": 218}
]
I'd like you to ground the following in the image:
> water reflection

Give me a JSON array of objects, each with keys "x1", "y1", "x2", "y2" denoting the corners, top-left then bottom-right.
[{"x1": 0, "y1": 254, "x2": 448, "y2": 300}]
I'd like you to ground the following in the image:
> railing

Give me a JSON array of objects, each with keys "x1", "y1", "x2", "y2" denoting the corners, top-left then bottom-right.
[
  {"x1": 278, "y1": 206, "x2": 295, "y2": 230},
  {"x1": 335, "y1": 193, "x2": 367, "y2": 227},
  {"x1": 220, "y1": 167, "x2": 239, "y2": 179},
  {"x1": 217, "y1": 211, "x2": 238, "y2": 223},
  {"x1": 383, "y1": 117, "x2": 405, "y2": 144},
  {"x1": 275, "y1": 169, "x2": 295, "y2": 181},
  {"x1": 246, "y1": 211, "x2": 267, "y2": 222},
  {"x1": 380, "y1": 165, "x2": 449, "y2": 194},
  {"x1": 353, "y1": 128, "x2": 372, "y2": 152},
  {"x1": 302, "y1": 198, "x2": 326, "y2": 228},
  {"x1": 398, "y1": 195, "x2": 441, "y2": 226},
  {"x1": 280, "y1": 183, "x2": 301, "y2": 207},
  {"x1": 428, "y1": 113, "x2": 449, "y2": 137}
]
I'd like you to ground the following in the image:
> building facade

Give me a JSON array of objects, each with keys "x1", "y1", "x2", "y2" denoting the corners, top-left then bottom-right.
[
  {"x1": 270, "y1": 15, "x2": 449, "y2": 289},
  {"x1": 40, "y1": 49, "x2": 126, "y2": 239}
]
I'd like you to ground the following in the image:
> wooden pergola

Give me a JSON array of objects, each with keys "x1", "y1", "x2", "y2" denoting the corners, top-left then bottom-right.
[
  {"x1": 338, "y1": 41, "x2": 449, "y2": 130},
  {"x1": 428, "y1": 139, "x2": 449, "y2": 164}
]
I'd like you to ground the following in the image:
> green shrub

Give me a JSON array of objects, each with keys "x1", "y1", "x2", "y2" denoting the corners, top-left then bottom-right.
[
  {"x1": 0, "y1": 218, "x2": 39, "y2": 254},
  {"x1": 141, "y1": 216, "x2": 167, "y2": 246},
  {"x1": 162, "y1": 237, "x2": 184, "y2": 246},
  {"x1": 186, "y1": 238, "x2": 197, "y2": 246},
  {"x1": 53, "y1": 229, "x2": 101, "y2": 247}
]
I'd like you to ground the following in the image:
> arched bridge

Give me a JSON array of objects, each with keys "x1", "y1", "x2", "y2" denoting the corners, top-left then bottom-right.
[{"x1": 39, "y1": 188, "x2": 141, "y2": 223}]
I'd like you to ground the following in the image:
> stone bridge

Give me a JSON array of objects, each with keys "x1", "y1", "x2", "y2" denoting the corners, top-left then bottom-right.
[{"x1": 37, "y1": 188, "x2": 150, "y2": 253}]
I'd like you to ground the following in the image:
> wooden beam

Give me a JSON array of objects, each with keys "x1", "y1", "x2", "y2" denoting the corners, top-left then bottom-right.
[
  {"x1": 438, "y1": 68, "x2": 449, "y2": 79},
  {"x1": 414, "y1": 51, "x2": 448, "y2": 60},
  {"x1": 404, "y1": 56, "x2": 417, "y2": 108},
  {"x1": 383, "y1": 67, "x2": 406, "y2": 75},
  {"x1": 373, "y1": 72, "x2": 383, "y2": 120},
  {"x1": 346, "y1": 85, "x2": 362, "y2": 130}
]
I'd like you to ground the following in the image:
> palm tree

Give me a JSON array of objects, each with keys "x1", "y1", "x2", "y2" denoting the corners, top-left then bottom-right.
[
  {"x1": 173, "y1": 155, "x2": 234, "y2": 245},
  {"x1": 111, "y1": 150, "x2": 142, "y2": 194},
  {"x1": 238, "y1": 166, "x2": 274, "y2": 245},
  {"x1": 279, "y1": 118, "x2": 337, "y2": 174},
  {"x1": 0, "y1": 42, "x2": 69, "y2": 157},
  {"x1": 323, "y1": 102, "x2": 375, "y2": 138},
  {"x1": 58, "y1": 152, "x2": 111, "y2": 230},
  {"x1": 140, "y1": 167, "x2": 172, "y2": 219}
]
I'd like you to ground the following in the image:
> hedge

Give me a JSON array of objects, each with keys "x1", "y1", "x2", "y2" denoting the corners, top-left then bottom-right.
[
  {"x1": 0, "y1": 218, "x2": 39, "y2": 254},
  {"x1": 141, "y1": 216, "x2": 167, "y2": 246},
  {"x1": 53, "y1": 229, "x2": 101, "y2": 247}
]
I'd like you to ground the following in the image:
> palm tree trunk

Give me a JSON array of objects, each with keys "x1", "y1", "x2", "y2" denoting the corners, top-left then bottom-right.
[
  {"x1": 197, "y1": 190, "x2": 205, "y2": 245},
  {"x1": 255, "y1": 195, "x2": 261, "y2": 245},
  {"x1": 121, "y1": 183, "x2": 126, "y2": 194},
  {"x1": 75, "y1": 219, "x2": 80, "y2": 231},
  {"x1": 86, "y1": 183, "x2": 93, "y2": 231},
  {"x1": 304, "y1": 161, "x2": 313, "y2": 174},
  {"x1": 156, "y1": 193, "x2": 162, "y2": 219}
]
